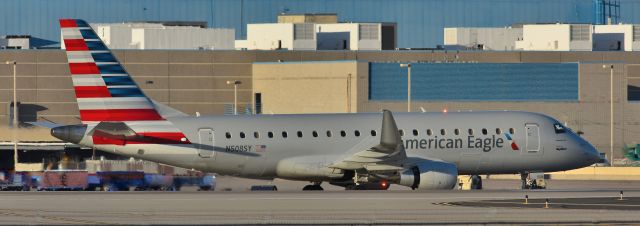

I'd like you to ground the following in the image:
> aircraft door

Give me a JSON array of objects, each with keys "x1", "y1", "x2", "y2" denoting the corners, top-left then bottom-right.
[
  {"x1": 197, "y1": 128, "x2": 215, "y2": 158},
  {"x1": 524, "y1": 124, "x2": 541, "y2": 154}
]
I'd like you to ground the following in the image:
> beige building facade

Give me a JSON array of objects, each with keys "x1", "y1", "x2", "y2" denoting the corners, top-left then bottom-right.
[{"x1": 253, "y1": 61, "x2": 366, "y2": 114}]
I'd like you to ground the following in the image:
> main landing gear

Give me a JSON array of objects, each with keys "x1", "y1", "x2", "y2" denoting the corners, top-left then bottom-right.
[
  {"x1": 302, "y1": 182, "x2": 324, "y2": 191},
  {"x1": 470, "y1": 175, "x2": 483, "y2": 190}
]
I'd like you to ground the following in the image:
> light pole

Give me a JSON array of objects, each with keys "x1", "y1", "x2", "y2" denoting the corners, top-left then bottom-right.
[
  {"x1": 400, "y1": 63, "x2": 411, "y2": 112},
  {"x1": 227, "y1": 80, "x2": 242, "y2": 115},
  {"x1": 6, "y1": 61, "x2": 17, "y2": 169},
  {"x1": 603, "y1": 64, "x2": 614, "y2": 166},
  {"x1": 347, "y1": 73, "x2": 352, "y2": 113}
]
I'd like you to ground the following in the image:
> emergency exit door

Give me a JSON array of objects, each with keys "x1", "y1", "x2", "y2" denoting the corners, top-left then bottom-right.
[
  {"x1": 198, "y1": 128, "x2": 215, "y2": 158},
  {"x1": 525, "y1": 124, "x2": 541, "y2": 154}
]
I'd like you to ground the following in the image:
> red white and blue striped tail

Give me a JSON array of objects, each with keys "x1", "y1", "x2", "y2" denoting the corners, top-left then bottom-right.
[
  {"x1": 60, "y1": 19, "x2": 162, "y2": 123},
  {"x1": 60, "y1": 19, "x2": 191, "y2": 145}
]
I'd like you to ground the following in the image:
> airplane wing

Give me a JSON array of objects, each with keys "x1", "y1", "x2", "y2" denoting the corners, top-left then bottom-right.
[{"x1": 329, "y1": 110, "x2": 407, "y2": 171}]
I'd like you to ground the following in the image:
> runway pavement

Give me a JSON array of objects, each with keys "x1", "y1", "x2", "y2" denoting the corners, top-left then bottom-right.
[{"x1": 1, "y1": 189, "x2": 640, "y2": 225}]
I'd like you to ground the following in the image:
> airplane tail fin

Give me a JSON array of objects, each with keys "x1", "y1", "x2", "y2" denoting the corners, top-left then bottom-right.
[
  {"x1": 60, "y1": 19, "x2": 167, "y2": 124},
  {"x1": 59, "y1": 19, "x2": 191, "y2": 146}
]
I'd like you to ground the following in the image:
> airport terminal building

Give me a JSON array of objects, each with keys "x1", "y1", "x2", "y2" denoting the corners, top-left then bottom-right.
[{"x1": 3, "y1": 0, "x2": 640, "y2": 170}]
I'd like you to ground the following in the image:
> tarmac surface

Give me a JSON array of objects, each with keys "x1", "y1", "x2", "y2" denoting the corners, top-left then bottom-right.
[{"x1": 1, "y1": 179, "x2": 640, "y2": 225}]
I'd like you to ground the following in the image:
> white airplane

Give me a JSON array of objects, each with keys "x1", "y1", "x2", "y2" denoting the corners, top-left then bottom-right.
[{"x1": 48, "y1": 19, "x2": 601, "y2": 190}]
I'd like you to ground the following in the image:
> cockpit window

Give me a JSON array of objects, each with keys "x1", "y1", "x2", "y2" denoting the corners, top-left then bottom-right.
[{"x1": 553, "y1": 123, "x2": 566, "y2": 134}]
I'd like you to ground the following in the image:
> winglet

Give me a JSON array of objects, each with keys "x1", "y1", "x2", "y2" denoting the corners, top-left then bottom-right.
[{"x1": 380, "y1": 109, "x2": 402, "y2": 151}]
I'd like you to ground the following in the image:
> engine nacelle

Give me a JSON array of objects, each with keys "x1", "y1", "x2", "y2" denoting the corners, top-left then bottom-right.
[{"x1": 398, "y1": 160, "x2": 458, "y2": 190}]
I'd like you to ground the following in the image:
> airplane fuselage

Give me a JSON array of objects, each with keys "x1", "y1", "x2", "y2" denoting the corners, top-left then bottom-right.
[{"x1": 72, "y1": 111, "x2": 599, "y2": 181}]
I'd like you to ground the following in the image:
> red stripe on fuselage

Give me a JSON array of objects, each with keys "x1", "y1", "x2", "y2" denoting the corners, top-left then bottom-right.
[
  {"x1": 69, "y1": 62, "x2": 99, "y2": 74},
  {"x1": 92, "y1": 131, "x2": 190, "y2": 145},
  {"x1": 64, "y1": 39, "x2": 89, "y2": 51},
  {"x1": 74, "y1": 86, "x2": 111, "y2": 98},
  {"x1": 59, "y1": 19, "x2": 78, "y2": 28},
  {"x1": 80, "y1": 109, "x2": 163, "y2": 121}
]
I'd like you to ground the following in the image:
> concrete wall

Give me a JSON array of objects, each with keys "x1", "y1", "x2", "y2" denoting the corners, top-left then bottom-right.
[
  {"x1": 516, "y1": 24, "x2": 592, "y2": 51},
  {"x1": 253, "y1": 61, "x2": 365, "y2": 114},
  {"x1": 593, "y1": 24, "x2": 634, "y2": 51},
  {"x1": 89, "y1": 23, "x2": 235, "y2": 50},
  {"x1": 243, "y1": 24, "x2": 299, "y2": 50},
  {"x1": 444, "y1": 27, "x2": 522, "y2": 51}
]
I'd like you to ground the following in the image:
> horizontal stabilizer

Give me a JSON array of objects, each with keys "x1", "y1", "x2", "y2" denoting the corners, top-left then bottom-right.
[
  {"x1": 26, "y1": 121, "x2": 64, "y2": 129},
  {"x1": 88, "y1": 121, "x2": 137, "y2": 137}
]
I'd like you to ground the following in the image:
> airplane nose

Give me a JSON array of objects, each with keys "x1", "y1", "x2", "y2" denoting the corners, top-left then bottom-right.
[{"x1": 580, "y1": 140, "x2": 601, "y2": 164}]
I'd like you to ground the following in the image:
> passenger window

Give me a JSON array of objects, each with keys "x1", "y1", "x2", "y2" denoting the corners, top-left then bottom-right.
[
  {"x1": 254, "y1": 132, "x2": 259, "y2": 139},
  {"x1": 509, "y1": 128, "x2": 515, "y2": 134},
  {"x1": 297, "y1": 131, "x2": 303, "y2": 138},
  {"x1": 371, "y1": 130, "x2": 377, "y2": 136},
  {"x1": 553, "y1": 123, "x2": 566, "y2": 134},
  {"x1": 496, "y1": 128, "x2": 502, "y2": 135},
  {"x1": 312, "y1": 131, "x2": 318, "y2": 137},
  {"x1": 426, "y1": 129, "x2": 432, "y2": 136},
  {"x1": 468, "y1": 129, "x2": 474, "y2": 135},
  {"x1": 326, "y1": 131, "x2": 332, "y2": 137},
  {"x1": 354, "y1": 130, "x2": 360, "y2": 137},
  {"x1": 454, "y1": 129, "x2": 459, "y2": 135},
  {"x1": 399, "y1": 130, "x2": 404, "y2": 136},
  {"x1": 240, "y1": 132, "x2": 245, "y2": 138},
  {"x1": 282, "y1": 131, "x2": 288, "y2": 138},
  {"x1": 482, "y1": 128, "x2": 487, "y2": 135},
  {"x1": 440, "y1": 129, "x2": 446, "y2": 136},
  {"x1": 412, "y1": 129, "x2": 418, "y2": 136},
  {"x1": 225, "y1": 132, "x2": 231, "y2": 139},
  {"x1": 340, "y1": 130, "x2": 346, "y2": 137},
  {"x1": 268, "y1": 131, "x2": 274, "y2": 138}
]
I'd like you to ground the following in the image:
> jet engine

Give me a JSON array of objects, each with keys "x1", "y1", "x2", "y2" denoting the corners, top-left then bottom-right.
[{"x1": 397, "y1": 160, "x2": 458, "y2": 190}]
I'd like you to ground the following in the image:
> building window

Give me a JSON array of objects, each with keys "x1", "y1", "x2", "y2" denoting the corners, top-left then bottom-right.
[
  {"x1": 297, "y1": 131, "x2": 303, "y2": 138},
  {"x1": 282, "y1": 131, "x2": 288, "y2": 138},
  {"x1": 399, "y1": 130, "x2": 404, "y2": 136},
  {"x1": 312, "y1": 131, "x2": 318, "y2": 137},
  {"x1": 482, "y1": 128, "x2": 488, "y2": 135},
  {"x1": 268, "y1": 131, "x2": 274, "y2": 138},
  {"x1": 412, "y1": 129, "x2": 419, "y2": 136},
  {"x1": 496, "y1": 128, "x2": 502, "y2": 135},
  {"x1": 359, "y1": 24, "x2": 379, "y2": 40},
  {"x1": 239, "y1": 132, "x2": 245, "y2": 139},
  {"x1": 371, "y1": 130, "x2": 377, "y2": 136},
  {"x1": 326, "y1": 131, "x2": 332, "y2": 137},
  {"x1": 509, "y1": 128, "x2": 515, "y2": 134},
  {"x1": 254, "y1": 132, "x2": 260, "y2": 139},
  {"x1": 225, "y1": 132, "x2": 231, "y2": 139},
  {"x1": 454, "y1": 129, "x2": 459, "y2": 135},
  {"x1": 354, "y1": 130, "x2": 361, "y2": 137},
  {"x1": 468, "y1": 129, "x2": 474, "y2": 135},
  {"x1": 570, "y1": 24, "x2": 590, "y2": 41},
  {"x1": 294, "y1": 23, "x2": 314, "y2": 40},
  {"x1": 440, "y1": 129, "x2": 446, "y2": 136},
  {"x1": 340, "y1": 130, "x2": 347, "y2": 137},
  {"x1": 426, "y1": 129, "x2": 432, "y2": 136}
]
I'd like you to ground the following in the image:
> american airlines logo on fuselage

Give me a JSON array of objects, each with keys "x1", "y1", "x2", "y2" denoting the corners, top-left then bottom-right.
[{"x1": 403, "y1": 134, "x2": 518, "y2": 152}]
